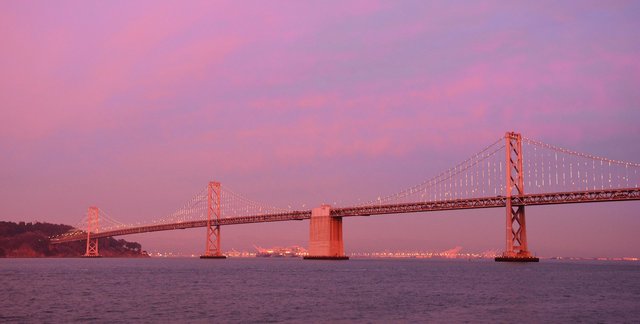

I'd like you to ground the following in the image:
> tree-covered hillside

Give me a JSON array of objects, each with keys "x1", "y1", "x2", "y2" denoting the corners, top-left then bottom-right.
[{"x1": 0, "y1": 221, "x2": 148, "y2": 257}]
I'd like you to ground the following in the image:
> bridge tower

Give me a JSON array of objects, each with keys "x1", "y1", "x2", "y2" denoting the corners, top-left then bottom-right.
[
  {"x1": 303, "y1": 205, "x2": 348, "y2": 260},
  {"x1": 83, "y1": 206, "x2": 101, "y2": 257},
  {"x1": 201, "y1": 181, "x2": 226, "y2": 259},
  {"x1": 496, "y1": 132, "x2": 539, "y2": 262}
]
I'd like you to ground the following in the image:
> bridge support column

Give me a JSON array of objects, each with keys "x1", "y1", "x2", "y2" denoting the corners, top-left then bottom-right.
[
  {"x1": 303, "y1": 205, "x2": 348, "y2": 260},
  {"x1": 83, "y1": 206, "x2": 101, "y2": 258},
  {"x1": 201, "y1": 181, "x2": 226, "y2": 259},
  {"x1": 496, "y1": 132, "x2": 538, "y2": 262}
]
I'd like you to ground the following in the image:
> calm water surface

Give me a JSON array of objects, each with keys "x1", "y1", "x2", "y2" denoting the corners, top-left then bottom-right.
[{"x1": 1, "y1": 258, "x2": 639, "y2": 323}]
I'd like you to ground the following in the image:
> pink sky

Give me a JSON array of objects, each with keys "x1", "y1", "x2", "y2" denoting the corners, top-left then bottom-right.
[{"x1": 1, "y1": 1, "x2": 639, "y2": 257}]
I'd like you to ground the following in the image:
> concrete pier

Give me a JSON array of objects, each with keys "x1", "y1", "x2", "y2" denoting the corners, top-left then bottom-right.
[
  {"x1": 495, "y1": 255, "x2": 539, "y2": 262},
  {"x1": 303, "y1": 205, "x2": 348, "y2": 260},
  {"x1": 199, "y1": 255, "x2": 227, "y2": 259}
]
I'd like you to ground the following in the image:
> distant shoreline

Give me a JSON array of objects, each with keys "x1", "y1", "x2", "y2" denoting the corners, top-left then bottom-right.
[{"x1": 0, "y1": 221, "x2": 148, "y2": 258}]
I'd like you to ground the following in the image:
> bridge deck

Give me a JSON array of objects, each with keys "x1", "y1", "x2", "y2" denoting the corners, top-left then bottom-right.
[{"x1": 50, "y1": 188, "x2": 640, "y2": 244}]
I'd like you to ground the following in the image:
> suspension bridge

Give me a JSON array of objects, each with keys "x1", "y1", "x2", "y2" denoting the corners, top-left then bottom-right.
[{"x1": 50, "y1": 132, "x2": 640, "y2": 261}]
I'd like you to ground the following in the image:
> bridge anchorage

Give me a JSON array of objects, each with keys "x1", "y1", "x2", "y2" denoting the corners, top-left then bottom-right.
[{"x1": 303, "y1": 205, "x2": 348, "y2": 260}]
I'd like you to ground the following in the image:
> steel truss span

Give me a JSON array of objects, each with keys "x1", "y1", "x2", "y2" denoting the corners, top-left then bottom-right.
[
  {"x1": 333, "y1": 188, "x2": 640, "y2": 217},
  {"x1": 50, "y1": 210, "x2": 312, "y2": 243},
  {"x1": 50, "y1": 188, "x2": 640, "y2": 244}
]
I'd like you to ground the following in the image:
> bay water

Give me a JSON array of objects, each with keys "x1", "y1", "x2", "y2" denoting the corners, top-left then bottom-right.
[{"x1": 2, "y1": 258, "x2": 639, "y2": 323}]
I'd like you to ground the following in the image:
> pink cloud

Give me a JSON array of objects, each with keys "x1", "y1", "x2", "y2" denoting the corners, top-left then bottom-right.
[{"x1": 1, "y1": 1, "x2": 639, "y2": 257}]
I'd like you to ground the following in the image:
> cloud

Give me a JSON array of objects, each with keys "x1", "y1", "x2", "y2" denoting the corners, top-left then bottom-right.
[{"x1": 1, "y1": 1, "x2": 639, "y2": 256}]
